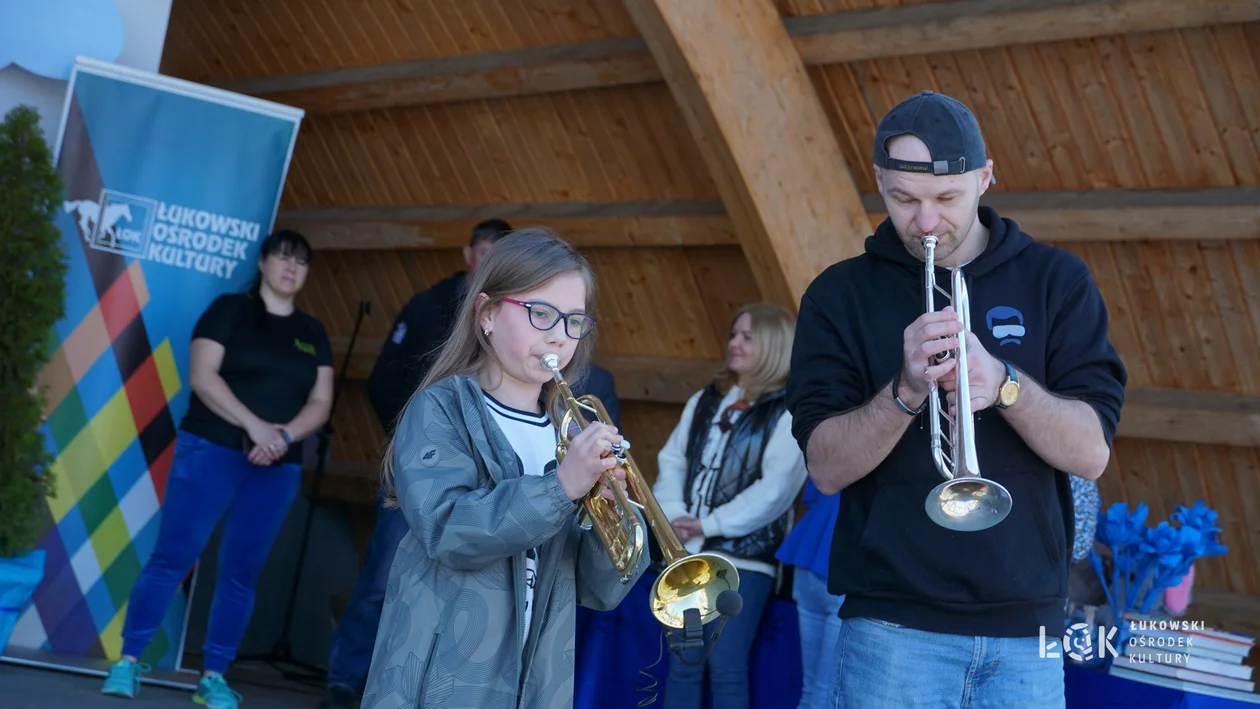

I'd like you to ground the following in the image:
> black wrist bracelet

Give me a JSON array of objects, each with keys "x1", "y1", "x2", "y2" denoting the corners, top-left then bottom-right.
[{"x1": 891, "y1": 370, "x2": 927, "y2": 416}]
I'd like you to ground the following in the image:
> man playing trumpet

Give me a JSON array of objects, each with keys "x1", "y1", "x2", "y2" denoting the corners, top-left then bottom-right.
[{"x1": 785, "y1": 90, "x2": 1127, "y2": 708}]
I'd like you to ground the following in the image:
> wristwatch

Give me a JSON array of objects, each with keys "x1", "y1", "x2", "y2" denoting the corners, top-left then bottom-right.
[{"x1": 995, "y1": 361, "x2": 1021, "y2": 410}]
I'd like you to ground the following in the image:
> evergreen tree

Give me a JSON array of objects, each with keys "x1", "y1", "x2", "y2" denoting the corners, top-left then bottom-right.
[{"x1": 0, "y1": 105, "x2": 68, "y2": 558}]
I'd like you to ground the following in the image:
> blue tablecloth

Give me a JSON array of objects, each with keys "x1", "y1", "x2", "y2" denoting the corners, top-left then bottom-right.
[
  {"x1": 574, "y1": 571, "x2": 1255, "y2": 709},
  {"x1": 1065, "y1": 664, "x2": 1256, "y2": 709},
  {"x1": 574, "y1": 570, "x2": 802, "y2": 709}
]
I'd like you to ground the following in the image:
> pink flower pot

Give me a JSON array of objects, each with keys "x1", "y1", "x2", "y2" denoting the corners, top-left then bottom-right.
[{"x1": 1164, "y1": 564, "x2": 1195, "y2": 615}]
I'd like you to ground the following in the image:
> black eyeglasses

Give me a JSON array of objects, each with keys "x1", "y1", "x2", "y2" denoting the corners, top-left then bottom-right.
[{"x1": 503, "y1": 298, "x2": 596, "y2": 339}]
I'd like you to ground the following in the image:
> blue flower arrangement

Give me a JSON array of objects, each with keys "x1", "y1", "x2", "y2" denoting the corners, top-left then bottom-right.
[{"x1": 1089, "y1": 500, "x2": 1228, "y2": 620}]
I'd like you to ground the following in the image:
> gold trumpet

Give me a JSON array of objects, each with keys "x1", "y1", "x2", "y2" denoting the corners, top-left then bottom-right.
[
  {"x1": 921, "y1": 235, "x2": 1013, "y2": 532},
  {"x1": 541, "y1": 353, "x2": 740, "y2": 628}
]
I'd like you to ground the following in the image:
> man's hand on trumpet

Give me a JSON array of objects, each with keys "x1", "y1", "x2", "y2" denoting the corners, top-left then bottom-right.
[
  {"x1": 938, "y1": 330, "x2": 1006, "y2": 417},
  {"x1": 898, "y1": 306, "x2": 964, "y2": 408}
]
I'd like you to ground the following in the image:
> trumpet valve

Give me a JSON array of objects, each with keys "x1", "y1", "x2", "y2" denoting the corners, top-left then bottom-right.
[{"x1": 611, "y1": 439, "x2": 631, "y2": 461}]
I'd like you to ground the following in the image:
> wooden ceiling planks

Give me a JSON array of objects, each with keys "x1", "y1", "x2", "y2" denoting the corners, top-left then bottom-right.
[
  {"x1": 772, "y1": 0, "x2": 945, "y2": 16},
  {"x1": 1055, "y1": 239, "x2": 1260, "y2": 396},
  {"x1": 283, "y1": 214, "x2": 738, "y2": 250},
  {"x1": 182, "y1": 1, "x2": 1259, "y2": 117},
  {"x1": 295, "y1": 248, "x2": 467, "y2": 342},
  {"x1": 278, "y1": 187, "x2": 1260, "y2": 254},
  {"x1": 300, "y1": 245, "x2": 746, "y2": 363},
  {"x1": 809, "y1": 23, "x2": 1260, "y2": 195},
  {"x1": 160, "y1": 0, "x2": 639, "y2": 82},
  {"x1": 566, "y1": 247, "x2": 734, "y2": 359},
  {"x1": 266, "y1": 28, "x2": 1260, "y2": 218},
  {"x1": 324, "y1": 381, "x2": 387, "y2": 467},
  {"x1": 279, "y1": 84, "x2": 716, "y2": 210}
]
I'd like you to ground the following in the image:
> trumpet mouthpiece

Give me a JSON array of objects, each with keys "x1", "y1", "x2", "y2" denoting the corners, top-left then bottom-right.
[{"x1": 540, "y1": 352, "x2": 561, "y2": 371}]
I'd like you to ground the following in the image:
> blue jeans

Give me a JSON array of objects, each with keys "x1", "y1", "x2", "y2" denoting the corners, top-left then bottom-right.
[
  {"x1": 121, "y1": 431, "x2": 301, "y2": 673},
  {"x1": 325, "y1": 496, "x2": 410, "y2": 691},
  {"x1": 664, "y1": 569, "x2": 775, "y2": 709},
  {"x1": 793, "y1": 569, "x2": 844, "y2": 709},
  {"x1": 828, "y1": 617, "x2": 1066, "y2": 709}
]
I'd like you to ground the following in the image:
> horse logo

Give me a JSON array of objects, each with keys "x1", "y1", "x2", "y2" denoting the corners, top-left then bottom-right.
[
  {"x1": 62, "y1": 190, "x2": 156, "y2": 257},
  {"x1": 63, "y1": 199, "x2": 100, "y2": 242},
  {"x1": 98, "y1": 202, "x2": 134, "y2": 248}
]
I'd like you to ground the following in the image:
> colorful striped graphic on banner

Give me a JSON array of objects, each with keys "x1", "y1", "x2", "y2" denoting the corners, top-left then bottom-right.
[
  {"x1": 32, "y1": 259, "x2": 187, "y2": 665},
  {"x1": 8, "y1": 58, "x2": 303, "y2": 670}
]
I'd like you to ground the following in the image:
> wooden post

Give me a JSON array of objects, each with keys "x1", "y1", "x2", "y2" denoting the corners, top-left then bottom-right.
[{"x1": 620, "y1": 0, "x2": 872, "y2": 311}]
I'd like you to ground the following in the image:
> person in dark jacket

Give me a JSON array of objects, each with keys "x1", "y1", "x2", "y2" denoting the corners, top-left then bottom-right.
[
  {"x1": 320, "y1": 220, "x2": 621, "y2": 709},
  {"x1": 367, "y1": 219, "x2": 512, "y2": 436},
  {"x1": 785, "y1": 91, "x2": 1127, "y2": 708}
]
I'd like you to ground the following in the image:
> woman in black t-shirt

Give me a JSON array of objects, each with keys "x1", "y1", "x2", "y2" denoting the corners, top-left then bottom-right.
[{"x1": 101, "y1": 230, "x2": 333, "y2": 709}]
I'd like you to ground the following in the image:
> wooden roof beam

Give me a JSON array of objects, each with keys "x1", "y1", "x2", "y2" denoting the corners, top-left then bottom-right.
[
  {"x1": 623, "y1": 0, "x2": 871, "y2": 311},
  {"x1": 282, "y1": 187, "x2": 1260, "y2": 251},
  {"x1": 330, "y1": 340, "x2": 1260, "y2": 447},
  {"x1": 1121, "y1": 388, "x2": 1260, "y2": 448},
  {"x1": 215, "y1": 0, "x2": 1260, "y2": 113}
]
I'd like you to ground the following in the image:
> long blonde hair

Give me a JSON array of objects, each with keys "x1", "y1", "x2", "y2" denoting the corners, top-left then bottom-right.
[
  {"x1": 379, "y1": 227, "x2": 598, "y2": 507},
  {"x1": 713, "y1": 302, "x2": 796, "y2": 402}
]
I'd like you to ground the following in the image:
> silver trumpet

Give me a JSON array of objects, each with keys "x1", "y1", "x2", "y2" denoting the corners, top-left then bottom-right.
[{"x1": 922, "y1": 234, "x2": 1013, "y2": 532}]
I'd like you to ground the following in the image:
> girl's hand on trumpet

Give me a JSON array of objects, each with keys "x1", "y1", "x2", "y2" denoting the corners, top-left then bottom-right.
[
  {"x1": 938, "y1": 330, "x2": 1006, "y2": 416},
  {"x1": 557, "y1": 422, "x2": 626, "y2": 501}
]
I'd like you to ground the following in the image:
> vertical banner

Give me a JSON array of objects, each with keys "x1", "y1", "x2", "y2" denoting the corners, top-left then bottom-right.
[{"x1": 5, "y1": 57, "x2": 303, "y2": 672}]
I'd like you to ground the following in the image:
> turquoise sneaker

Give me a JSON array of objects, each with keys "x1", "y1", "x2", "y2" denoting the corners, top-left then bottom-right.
[
  {"x1": 101, "y1": 658, "x2": 149, "y2": 698},
  {"x1": 194, "y1": 674, "x2": 242, "y2": 709}
]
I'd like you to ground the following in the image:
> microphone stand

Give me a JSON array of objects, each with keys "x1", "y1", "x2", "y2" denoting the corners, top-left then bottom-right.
[
  {"x1": 665, "y1": 591, "x2": 742, "y2": 668},
  {"x1": 667, "y1": 609, "x2": 705, "y2": 656},
  {"x1": 236, "y1": 299, "x2": 371, "y2": 683}
]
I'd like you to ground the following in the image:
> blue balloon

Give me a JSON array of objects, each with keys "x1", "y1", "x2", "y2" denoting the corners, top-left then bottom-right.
[{"x1": 0, "y1": 0, "x2": 125, "y2": 80}]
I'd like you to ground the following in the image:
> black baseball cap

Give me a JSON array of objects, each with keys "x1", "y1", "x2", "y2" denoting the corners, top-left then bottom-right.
[{"x1": 874, "y1": 90, "x2": 995, "y2": 183}]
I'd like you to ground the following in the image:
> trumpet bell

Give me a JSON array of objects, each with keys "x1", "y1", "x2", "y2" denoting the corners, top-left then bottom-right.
[
  {"x1": 651, "y1": 553, "x2": 740, "y2": 628},
  {"x1": 926, "y1": 477, "x2": 1013, "y2": 532}
]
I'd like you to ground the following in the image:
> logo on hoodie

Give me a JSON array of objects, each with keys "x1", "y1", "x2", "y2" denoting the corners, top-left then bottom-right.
[{"x1": 986, "y1": 306, "x2": 1025, "y2": 346}]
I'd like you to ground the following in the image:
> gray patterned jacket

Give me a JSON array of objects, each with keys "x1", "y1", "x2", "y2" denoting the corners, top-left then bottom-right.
[{"x1": 362, "y1": 374, "x2": 649, "y2": 709}]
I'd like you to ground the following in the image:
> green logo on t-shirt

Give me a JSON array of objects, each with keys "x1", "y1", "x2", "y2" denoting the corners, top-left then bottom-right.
[{"x1": 294, "y1": 338, "x2": 316, "y2": 355}]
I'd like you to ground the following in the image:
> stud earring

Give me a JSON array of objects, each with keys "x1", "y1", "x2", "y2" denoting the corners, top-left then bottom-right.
[{"x1": 483, "y1": 328, "x2": 490, "y2": 336}]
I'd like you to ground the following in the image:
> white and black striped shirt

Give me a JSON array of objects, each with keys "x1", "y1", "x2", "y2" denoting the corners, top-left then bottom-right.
[{"x1": 483, "y1": 393, "x2": 557, "y2": 646}]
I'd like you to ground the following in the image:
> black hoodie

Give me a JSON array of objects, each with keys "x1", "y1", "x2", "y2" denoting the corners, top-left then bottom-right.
[
  {"x1": 368, "y1": 272, "x2": 467, "y2": 435},
  {"x1": 786, "y1": 206, "x2": 1126, "y2": 638}
]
